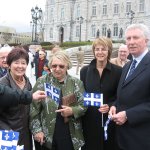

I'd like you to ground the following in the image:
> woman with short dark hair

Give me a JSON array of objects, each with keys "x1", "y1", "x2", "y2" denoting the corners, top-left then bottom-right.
[{"x1": 0, "y1": 47, "x2": 33, "y2": 150}]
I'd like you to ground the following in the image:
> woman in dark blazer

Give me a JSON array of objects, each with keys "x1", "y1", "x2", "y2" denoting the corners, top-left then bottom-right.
[
  {"x1": 80, "y1": 37, "x2": 122, "y2": 150},
  {"x1": 0, "y1": 48, "x2": 33, "y2": 150}
]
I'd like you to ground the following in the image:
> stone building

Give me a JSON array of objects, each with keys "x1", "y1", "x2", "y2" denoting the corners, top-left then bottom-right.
[
  {"x1": 43, "y1": 0, "x2": 150, "y2": 43},
  {"x1": 0, "y1": 26, "x2": 32, "y2": 45}
]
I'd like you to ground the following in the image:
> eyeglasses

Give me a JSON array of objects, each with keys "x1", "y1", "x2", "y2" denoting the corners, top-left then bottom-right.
[
  {"x1": 0, "y1": 56, "x2": 7, "y2": 60},
  {"x1": 94, "y1": 48, "x2": 108, "y2": 52},
  {"x1": 119, "y1": 51, "x2": 127, "y2": 53},
  {"x1": 51, "y1": 64, "x2": 65, "y2": 69}
]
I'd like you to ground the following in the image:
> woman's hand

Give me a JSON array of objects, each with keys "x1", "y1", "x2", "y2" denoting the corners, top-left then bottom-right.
[
  {"x1": 98, "y1": 104, "x2": 109, "y2": 114},
  {"x1": 55, "y1": 105, "x2": 73, "y2": 117},
  {"x1": 34, "y1": 132, "x2": 45, "y2": 145}
]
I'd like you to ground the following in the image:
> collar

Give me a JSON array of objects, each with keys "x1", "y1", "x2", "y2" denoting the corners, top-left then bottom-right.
[
  {"x1": 132, "y1": 49, "x2": 148, "y2": 67},
  {"x1": 90, "y1": 59, "x2": 111, "y2": 71}
]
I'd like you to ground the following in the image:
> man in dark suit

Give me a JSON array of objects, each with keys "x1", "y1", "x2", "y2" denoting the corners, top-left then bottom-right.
[{"x1": 109, "y1": 24, "x2": 150, "y2": 150}]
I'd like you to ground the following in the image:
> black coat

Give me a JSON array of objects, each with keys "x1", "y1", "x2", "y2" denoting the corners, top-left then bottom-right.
[
  {"x1": 0, "y1": 85, "x2": 32, "y2": 106},
  {"x1": 80, "y1": 59, "x2": 122, "y2": 150},
  {"x1": 116, "y1": 51, "x2": 150, "y2": 150},
  {"x1": 0, "y1": 72, "x2": 33, "y2": 150}
]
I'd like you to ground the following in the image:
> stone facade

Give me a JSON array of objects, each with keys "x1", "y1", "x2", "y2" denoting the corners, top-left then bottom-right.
[
  {"x1": 0, "y1": 26, "x2": 32, "y2": 45},
  {"x1": 43, "y1": 0, "x2": 150, "y2": 43}
]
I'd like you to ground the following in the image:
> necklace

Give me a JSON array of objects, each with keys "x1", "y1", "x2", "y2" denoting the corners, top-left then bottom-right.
[
  {"x1": 10, "y1": 72, "x2": 25, "y2": 89},
  {"x1": 14, "y1": 77, "x2": 25, "y2": 89}
]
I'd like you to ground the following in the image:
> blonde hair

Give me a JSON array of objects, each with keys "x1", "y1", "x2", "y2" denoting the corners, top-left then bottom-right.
[
  {"x1": 92, "y1": 37, "x2": 113, "y2": 60},
  {"x1": 49, "y1": 51, "x2": 72, "y2": 69}
]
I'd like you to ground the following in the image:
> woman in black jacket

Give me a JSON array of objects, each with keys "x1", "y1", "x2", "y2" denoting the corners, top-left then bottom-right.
[{"x1": 80, "y1": 37, "x2": 122, "y2": 150}]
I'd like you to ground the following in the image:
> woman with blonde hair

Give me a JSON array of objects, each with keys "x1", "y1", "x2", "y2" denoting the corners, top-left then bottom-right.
[{"x1": 80, "y1": 37, "x2": 122, "y2": 150}]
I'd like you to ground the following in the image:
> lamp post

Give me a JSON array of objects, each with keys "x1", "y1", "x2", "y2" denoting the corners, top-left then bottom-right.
[
  {"x1": 30, "y1": 21, "x2": 34, "y2": 42},
  {"x1": 127, "y1": 10, "x2": 135, "y2": 24},
  {"x1": 31, "y1": 6, "x2": 42, "y2": 43},
  {"x1": 77, "y1": 16, "x2": 84, "y2": 42}
]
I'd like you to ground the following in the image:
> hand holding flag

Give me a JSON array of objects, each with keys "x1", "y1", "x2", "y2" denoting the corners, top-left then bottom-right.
[
  {"x1": 44, "y1": 83, "x2": 60, "y2": 104},
  {"x1": 83, "y1": 92, "x2": 103, "y2": 107}
]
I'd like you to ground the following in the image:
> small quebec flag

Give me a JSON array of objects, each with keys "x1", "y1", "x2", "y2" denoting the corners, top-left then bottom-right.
[
  {"x1": 0, "y1": 130, "x2": 24, "y2": 150},
  {"x1": 83, "y1": 92, "x2": 103, "y2": 107},
  {"x1": 44, "y1": 83, "x2": 60, "y2": 104}
]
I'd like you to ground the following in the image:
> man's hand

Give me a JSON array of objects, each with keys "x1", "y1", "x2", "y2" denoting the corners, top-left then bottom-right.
[
  {"x1": 109, "y1": 106, "x2": 117, "y2": 117},
  {"x1": 32, "y1": 90, "x2": 46, "y2": 100},
  {"x1": 111, "y1": 111, "x2": 127, "y2": 125},
  {"x1": 34, "y1": 132, "x2": 45, "y2": 145},
  {"x1": 55, "y1": 105, "x2": 73, "y2": 117}
]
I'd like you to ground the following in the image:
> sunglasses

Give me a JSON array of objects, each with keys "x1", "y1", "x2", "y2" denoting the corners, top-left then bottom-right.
[{"x1": 51, "y1": 64, "x2": 65, "y2": 69}]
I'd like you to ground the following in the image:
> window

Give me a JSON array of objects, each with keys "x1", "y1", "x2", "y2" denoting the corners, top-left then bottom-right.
[
  {"x1": 91, "y1": 25, "x2": 96, "y2": 37},
  {"x1": 61, "y1": 8, "x2": 64, "y2": 19},
  {"x1": 139, "y1": 0, "x2": 145, "y2": 12},
  {"x1": 50, "y1": 8, "x2": 54, "y2": 19},
  {"x1": 114, "y1": 3, "x2": 119, "y2": 14},
  {"x1": 49, "y1": 28, "x2": 53, "y2": 38},
  {"x1": 76, "y1": 5, "x2": 80, "y2": 18},
  {"x1": 126, "y1": 2, "x2": 131, "y2": 13},
  {"x1": 113, "y1": 23, "x2": 118, "y2": 36},
  {"x1": 76, "y1": 26, "x2": 80, "y2": 37},
  {"x1": 50, "y1": 0, "x2": 55, "y2": 4},
  {"x1": 102, "y1": 4, "x2": 107, "y2": 15},
  {"x1": 92, "y1": 6, "x2": 96, "y2": 16},
  {"x1": 102, "y1": 24, "x2": 107, "y2": 36}
]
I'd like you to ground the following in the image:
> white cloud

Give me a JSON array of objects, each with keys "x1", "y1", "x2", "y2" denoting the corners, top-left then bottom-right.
[{"x1": 0, "y1": 0, "x2": 46, "y2": 32}]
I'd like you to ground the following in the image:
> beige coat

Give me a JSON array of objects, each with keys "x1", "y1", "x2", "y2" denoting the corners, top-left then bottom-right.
[{"x1": 110, "y1": 57, "x2": 130, "y2": 67}]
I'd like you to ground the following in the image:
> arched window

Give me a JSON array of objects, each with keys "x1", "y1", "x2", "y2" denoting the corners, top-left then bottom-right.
[
  {"x1": 50, "y1": 8, "x2": 54, "y2": 20},
  {"x1": 113, "y1": 23, "x2": 118, "y2": 36},
  {"x1": 91, "y1": 25, "x2": 96, "y2": 37},
  {"x1": 76, "y1": 26, "x2": 80, "y2": 37},
  {"x1": 49, "y1": 28, "x2": 53, "y2": 38},
  {"x1": 76, "y1": 5, "x2": 80, "y2": 18},
  {"x1": 92, "y1": 2, "x2": 97, "y2": 16},
  {"x1": 61, "y1": 7, "x2": 65, "y2": 19},
  {"x1": 102, "y1": 24, "x2": 107, "y2": 36}
]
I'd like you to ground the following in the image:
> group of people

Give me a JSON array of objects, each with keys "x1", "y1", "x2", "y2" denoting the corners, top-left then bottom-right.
[{"x1": 0, "y1": 23, "x2": 150, "y2": 150}]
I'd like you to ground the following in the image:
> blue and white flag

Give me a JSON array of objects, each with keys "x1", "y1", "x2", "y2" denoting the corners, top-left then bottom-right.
[
  {"x1": 44, "y1": 83, "x2": 60, "y2": 104},
  {"x1": 83, "y1": 92, "x2": 103, "y2": 107},
  {"x1": 104, "y1": 116, "x2": 111, "y2": 141},
  {"x1": 0, "y1": 130, "x2": 24, "y2": 150}
]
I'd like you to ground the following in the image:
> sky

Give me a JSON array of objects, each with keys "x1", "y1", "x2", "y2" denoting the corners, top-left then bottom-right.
[{"x1": 0, "y1": 0, "x2": 46, "y2": 32}]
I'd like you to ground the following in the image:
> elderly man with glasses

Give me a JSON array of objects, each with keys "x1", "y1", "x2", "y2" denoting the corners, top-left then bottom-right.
[
  {"x1": 111, "y1": 44, "x2": 130, "y2": 67},
  {"x1": 0, "y1": 46, "x2": 12, "y2": 78}
]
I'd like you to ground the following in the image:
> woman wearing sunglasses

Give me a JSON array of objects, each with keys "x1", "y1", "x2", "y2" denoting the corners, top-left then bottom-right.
[{"x1": 30, "y1": 50, "x2": 86, "y2": 150}]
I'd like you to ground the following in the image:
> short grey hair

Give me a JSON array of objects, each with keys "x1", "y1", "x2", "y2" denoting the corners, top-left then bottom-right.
[
  {"x1": 0, "y1": 46, "x2": 12, "y2": 53},
  {"x1": 125, "y1": 24, "x2": 150, "y2": 41},
  {"x1": 49, "y1": 50, "x2": 72, "y2": 69},
  {"x1": 119, "y1": 44, "x2": 128, "y2": 50}
]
